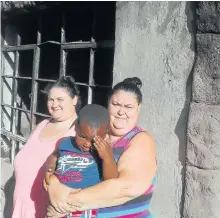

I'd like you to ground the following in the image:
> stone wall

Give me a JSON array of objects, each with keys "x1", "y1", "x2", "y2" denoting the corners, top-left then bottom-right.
[
  {"x1": 113, "y1": 2, "x2": 195, "y2": 217},
  {"x1": 183, "y1": 2, "x2": 220, "y2": 218}
]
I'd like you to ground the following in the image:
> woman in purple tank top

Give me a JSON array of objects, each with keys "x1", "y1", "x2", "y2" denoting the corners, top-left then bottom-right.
[{"x1": 46, "y1": 77, "x2": 157, "y2": 218}]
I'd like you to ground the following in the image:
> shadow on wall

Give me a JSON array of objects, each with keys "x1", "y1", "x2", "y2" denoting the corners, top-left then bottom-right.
[
  {"x1": 3, "y1": 172, "x2": 15, "y2": 218},
  {"x1": 174, "y1": 2, "x2": 196, "y2": 217}
]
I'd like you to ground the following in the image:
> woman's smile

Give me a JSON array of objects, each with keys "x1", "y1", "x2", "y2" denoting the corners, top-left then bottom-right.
[{"x1": 113, "y1": 117, "x2": 127, "y2": 129}]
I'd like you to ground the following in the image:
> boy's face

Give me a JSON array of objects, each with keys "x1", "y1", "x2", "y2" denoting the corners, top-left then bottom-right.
[{"x1": 75, "y1": 121, "x2": 108, "y2": 152}]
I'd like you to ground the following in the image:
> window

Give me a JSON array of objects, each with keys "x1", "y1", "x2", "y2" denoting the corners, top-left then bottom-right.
[{"x1": 1, "y1": 2, "x2": 116, "y2": 163}]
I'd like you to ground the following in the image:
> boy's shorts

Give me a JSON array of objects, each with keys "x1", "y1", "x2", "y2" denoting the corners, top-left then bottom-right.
[{"x1": 63, "y1": 210, "x2": 98, "y2": 218}]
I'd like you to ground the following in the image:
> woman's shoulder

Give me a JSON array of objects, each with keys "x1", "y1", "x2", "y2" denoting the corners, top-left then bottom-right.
[
  {"x1": 128, "y1": 129, "x2": 155, "y2": 150},
  {"x1": 133, "y1": 129, "x2": 154, "y2": 141},
  {"x1": 134, "y1": 127, "x2": 152, "y2": 137},
  {"x1": 35, "y1": 118, "x2": 51, "y2": 130},
  {"x1": 66, "y1": 123, "x2": 76, "y2": 137},
  {"x1": 28, "y1": 118, "x2": 51, "y2": 136},
  {"x1": 39, "y1": 118, "x2": 51, "y2": 124}
]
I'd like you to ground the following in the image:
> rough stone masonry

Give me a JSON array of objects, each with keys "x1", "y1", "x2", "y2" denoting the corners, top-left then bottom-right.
[{"x1": 183, "y1": 2, "x2": 220, "y2": 218}]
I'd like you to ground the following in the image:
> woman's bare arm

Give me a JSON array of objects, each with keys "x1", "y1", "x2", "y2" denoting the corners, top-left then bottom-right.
[
  {"x1": 43, "y1": 150, "x2": 59, "y2": 191},
  {"x1": 66, "y1": 132, "x2": 157, "y2": 210},
  {"x1": 47, "y1": 132, "x2": 156, "y2": 217},
  {"x1": 46, "y1": 150, "x2": 59, "y2": 170}
]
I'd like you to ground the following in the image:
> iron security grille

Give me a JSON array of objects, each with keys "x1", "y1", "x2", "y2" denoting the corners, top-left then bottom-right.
[{"x1": 1, "y1": 2, "x2": 115, "y2": 163}]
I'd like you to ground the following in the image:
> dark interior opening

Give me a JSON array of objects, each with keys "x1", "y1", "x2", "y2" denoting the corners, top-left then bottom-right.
[{"x1": 2, "y1": 1, "x2": 116, "y2": 130}]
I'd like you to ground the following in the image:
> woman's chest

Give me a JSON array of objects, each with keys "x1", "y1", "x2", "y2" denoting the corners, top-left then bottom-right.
[
  {"x1": 112, "y1": 146, "x2": 125, "y2": 163},
  {"x1": 14, "y1": 141, "x2": 56, "y2": 171}
]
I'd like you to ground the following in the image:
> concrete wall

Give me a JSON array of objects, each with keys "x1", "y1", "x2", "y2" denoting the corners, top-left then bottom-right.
[
  {"x1": 113, "y1": 2, "x2": 195, "y2": 217},
  {"x1": 183, "y1": 2, "x2": 220, "y2": 218}
]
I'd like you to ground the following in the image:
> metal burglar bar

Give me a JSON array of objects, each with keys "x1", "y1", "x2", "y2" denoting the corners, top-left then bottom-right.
[
  {"x1": 10, "y1": 34, "x2": 20, "y2": 163},
  {"x1": 29, "y1": 18, "x2": 41, "y2": 131},
  {"x1": 1, "y1": 3, "x2": 115, "y2": 163},
  {"x1": 59, "y1": 12, "x2": 66, "y2": 77},
  {"x1": 88, "y1": 40, "x2": 95, "y2": 104}
]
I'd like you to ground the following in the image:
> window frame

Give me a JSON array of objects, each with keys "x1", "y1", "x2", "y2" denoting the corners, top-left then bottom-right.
[{"x1": 1, "y1": 8, "x2": 115, "y2": 163}]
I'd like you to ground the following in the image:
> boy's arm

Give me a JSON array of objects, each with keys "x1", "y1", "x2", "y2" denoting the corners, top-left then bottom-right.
[
  {"x1": 46, "y1": 149, "x2": 59, "y2": 170},
  {"x1": 44, "y1": 149, "x2": 59, "y2": 188},
  {"x1": 93, "y1": 136, "x2": 118, "y2": 180},
  {"x1": 102, "y1": 157, "x2": 118, "y2": 180}
]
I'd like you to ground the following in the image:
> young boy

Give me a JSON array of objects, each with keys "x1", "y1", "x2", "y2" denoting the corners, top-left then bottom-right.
[{"x1": 44, "y1": 104, "x2": 118, "y2": 218}]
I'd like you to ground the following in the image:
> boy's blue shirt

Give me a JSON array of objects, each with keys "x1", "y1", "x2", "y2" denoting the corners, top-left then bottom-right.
[{"x1": 55, "y1": 137, "x2": 101, "y2": 188}]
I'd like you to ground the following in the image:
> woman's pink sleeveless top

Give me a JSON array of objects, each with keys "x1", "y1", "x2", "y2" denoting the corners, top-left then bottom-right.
[{"x1": 12, "y1": 119, "x2": 76, "y2": 218}]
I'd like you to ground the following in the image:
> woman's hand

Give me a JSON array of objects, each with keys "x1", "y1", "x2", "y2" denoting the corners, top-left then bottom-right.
[
  {"x1": 66, "y1": 191, "x2": 84, "y2": 211},
  {"x1": 47, "y1": 175, "x2": 81, "y2": 213},
  {"x1": 43, "y1": 167, "x2": 55, "y2": 191},
  {"x1": 43, "y1": 150, "x2": 59, "y2": 191},
  {"x1": 62, "y1": 132, "x2": 157, "y2": 210},
  {"x1": 93, "y1": 136, "x2": 114, "y2": 161},
  {"x1": 46, "y1": 205, "x2": 69, "y2": 218}
]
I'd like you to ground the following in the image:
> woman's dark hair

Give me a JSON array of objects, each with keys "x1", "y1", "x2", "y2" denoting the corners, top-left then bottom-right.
[
  {"x1": 109, "y1": 77, "x2": 142, "y2": 104},
  {"x1": 44, "y1": 76, "x2": 81, "y2": 111}
]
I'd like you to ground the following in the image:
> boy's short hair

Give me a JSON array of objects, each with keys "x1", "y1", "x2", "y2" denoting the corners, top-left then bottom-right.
[{"x1": 77, "y1": 104, "x2": 109, "y2": 129}]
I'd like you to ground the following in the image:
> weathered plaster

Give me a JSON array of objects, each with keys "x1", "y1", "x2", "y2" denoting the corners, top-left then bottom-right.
[{"x1": 113, "y1": 2, "x2": 195, "y2": 217}]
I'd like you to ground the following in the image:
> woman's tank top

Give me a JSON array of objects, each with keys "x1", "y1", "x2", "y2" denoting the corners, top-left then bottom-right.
[
  {"x1": 97, "y1": 126, "x2": 156, "y2": 218},
  {"x1": 12, "y1": 119, "x2": 76, "y2": 218}
]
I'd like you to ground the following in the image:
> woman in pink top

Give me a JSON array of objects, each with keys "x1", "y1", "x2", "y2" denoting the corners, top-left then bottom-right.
[{"x1": 12, "y1": 76, "x2": 81, "y2": 218}]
